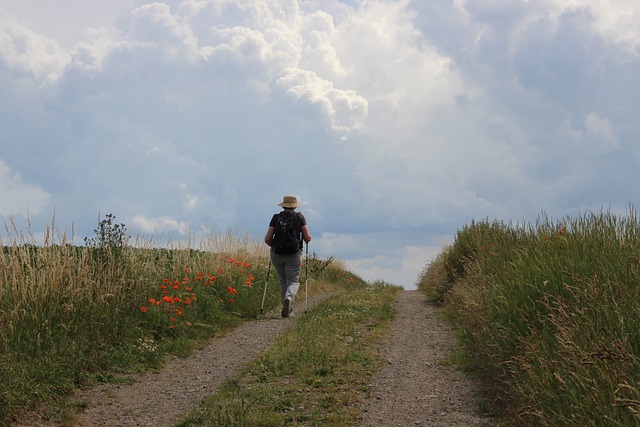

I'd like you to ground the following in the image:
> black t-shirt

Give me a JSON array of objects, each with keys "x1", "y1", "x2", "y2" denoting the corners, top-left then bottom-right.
[{"x1": 269, "y1": 210, "x2": 306, "y2": 230}]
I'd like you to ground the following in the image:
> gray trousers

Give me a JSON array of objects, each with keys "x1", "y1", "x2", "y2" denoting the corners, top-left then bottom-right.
[{"x1": 270, "y1": 247, "x2": 302, "y2": 305}]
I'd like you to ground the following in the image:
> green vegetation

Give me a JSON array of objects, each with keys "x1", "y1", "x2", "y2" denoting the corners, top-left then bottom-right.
[
  {"x1": 0, "y1": 215, "x2": 357, "y2": 425},
  {"x1": 177, "y1": 281, "x2": 399, "y2": 427},
  {"x1": 418, "y1": 208, "x2": 640, "y2": 426},
  {"x1": 15, "y1": 206, "x2": 638, "y2": 426}
]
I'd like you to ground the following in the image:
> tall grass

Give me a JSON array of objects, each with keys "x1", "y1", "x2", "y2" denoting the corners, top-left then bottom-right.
[
  {"x1": 0, "y1": 217, "x2": 342, "y2": 424},
  {"x1": 418, "y1": 208, "x2": 640, "y2": 426}
]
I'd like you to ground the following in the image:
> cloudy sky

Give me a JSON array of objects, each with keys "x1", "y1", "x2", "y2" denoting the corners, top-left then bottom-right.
[{"x1": 1, "y1": 0, "x2": 639, "y2": 289}]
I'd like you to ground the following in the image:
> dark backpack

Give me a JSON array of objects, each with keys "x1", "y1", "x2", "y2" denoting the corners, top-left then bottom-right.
[{"x1": 272, "y1": 212, "x2": 301, "y2": 254}]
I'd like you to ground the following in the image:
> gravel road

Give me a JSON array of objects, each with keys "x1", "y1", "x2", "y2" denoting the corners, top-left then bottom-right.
[{"x1": 356, "y1": 290, "x2": 494, "y2": 426}]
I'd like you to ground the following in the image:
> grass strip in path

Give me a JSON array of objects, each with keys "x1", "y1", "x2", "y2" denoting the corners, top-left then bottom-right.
[{"x1": 176, "y1": 282, "x2": 399, "y2": 427}]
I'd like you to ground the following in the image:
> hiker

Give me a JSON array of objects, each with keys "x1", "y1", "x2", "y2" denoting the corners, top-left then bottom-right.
[{"x1": 264, "y1": 195, "x2": 312, "y2": 318}]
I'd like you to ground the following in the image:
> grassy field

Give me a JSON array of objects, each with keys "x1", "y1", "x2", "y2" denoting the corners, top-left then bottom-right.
[
  {"x1": 418, "y1": 208, "x2": 640, "y2": 426},
  {"x1": 0, "y1": 215, "x2": 371, "y2": 425}
]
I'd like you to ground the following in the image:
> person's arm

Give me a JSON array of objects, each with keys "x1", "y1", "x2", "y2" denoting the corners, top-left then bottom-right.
[
  {"x1": 264, "y1": 226, "x2": 275, "y2": 246},
  {"x1": 301, "y1": 224, "x2": 312, "y2": 244}
]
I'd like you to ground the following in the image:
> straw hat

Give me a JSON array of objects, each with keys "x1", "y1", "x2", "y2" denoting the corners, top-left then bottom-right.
[{"x1": 278, "y1": 195, "x2": 299, "y2": 208}]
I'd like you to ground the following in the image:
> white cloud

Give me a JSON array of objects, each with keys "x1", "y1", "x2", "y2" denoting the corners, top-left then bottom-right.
[
  {"x1": 185, "y1": 194, "x2": 199, "y2": 211},
  {"x1": 0, "y1": 0, "x2": 639, "y2": 289},
  {"x1": 344, "y1": 244, "x2": 444, "y2": 289},
  {"x1": 584, "y1": 112, "x2": 618, "y2": 150},
  {"x1": 551, "y1": 0, "x2": 640, "y2": 50},
  {"x1": 272, "y1": 67, "x2": 367, "y2": 135},
  {"x1": 0, "y1": 159, "x2": 50, "y2": 216},
  {"x1": 131, "y1": 215, "x2": 190, "y2": 236},
  {"x1": 0, "y1": 12, "x2": 69, "y2": 81},
  {"x1": 125, "y1": 3, "x2": 200, "y2": 58}
]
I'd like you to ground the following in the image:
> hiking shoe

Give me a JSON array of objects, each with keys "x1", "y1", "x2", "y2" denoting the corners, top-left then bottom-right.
[{"x1": 281, "y1": 297, "x2": 292, "y2": 318}]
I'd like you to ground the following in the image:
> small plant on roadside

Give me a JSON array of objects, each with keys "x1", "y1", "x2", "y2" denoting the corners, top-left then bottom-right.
[
  {"x1": 84, "y1": 213, "x2": 129, "y2": 250},
  {"x1": 84, "y1": 213, "x2": 130, "y2": 265}
]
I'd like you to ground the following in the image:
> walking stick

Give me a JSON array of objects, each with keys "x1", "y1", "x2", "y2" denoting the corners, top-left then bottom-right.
[
  {"x1": 304, "y1": 242, "x2": 309, "y2": 314},
  {"x1": 260, "y1": 261, "x2": 272, "y2": 315}
]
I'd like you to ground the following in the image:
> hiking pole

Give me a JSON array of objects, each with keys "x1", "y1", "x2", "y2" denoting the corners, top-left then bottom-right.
[
  {"x1": 260, "y1": 261, "x2": 272, "y2": 315},
  {"x1": 304, "y1": 242, "x2": 309, "y2": 314}
]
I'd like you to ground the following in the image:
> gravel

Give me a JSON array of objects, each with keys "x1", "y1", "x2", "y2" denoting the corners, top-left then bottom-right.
[{"x1": 356, "y1": 290, "x2": 494, "y2": 427}]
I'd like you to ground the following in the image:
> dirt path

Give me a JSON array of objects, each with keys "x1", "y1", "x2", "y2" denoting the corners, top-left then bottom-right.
[
  {"x1": 14, "y1": 302, "x2": 308, "y2": 427},
  {"x1": 356, "y1": 290, "x2": 493, "y2": 426},
  {"x1": 18, "y1": 291, "x2": 491, "y2": 426},
  {"x1": 69, "y1": 306, "x2": 305, "y2": 427}
]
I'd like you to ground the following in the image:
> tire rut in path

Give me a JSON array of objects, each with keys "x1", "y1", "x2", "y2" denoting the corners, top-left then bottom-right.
[
  {"x1": 68, "y1": 306, "x2": 304, "y2": 427},
  {"x1": 356, "y1": 290, "x2": 493, "y2": 427}
]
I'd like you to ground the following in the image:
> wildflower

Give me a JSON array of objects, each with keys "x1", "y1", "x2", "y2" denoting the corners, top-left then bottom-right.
[
  {"x1": 229, "y1": 299, "x2": 235, "y2": 303},
  {"x1": 185, "y1": 267, "x2": 191, "y2": 273},
  {"x1": 140, "y1": 306, "x2": 148, "y2": 313}
]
